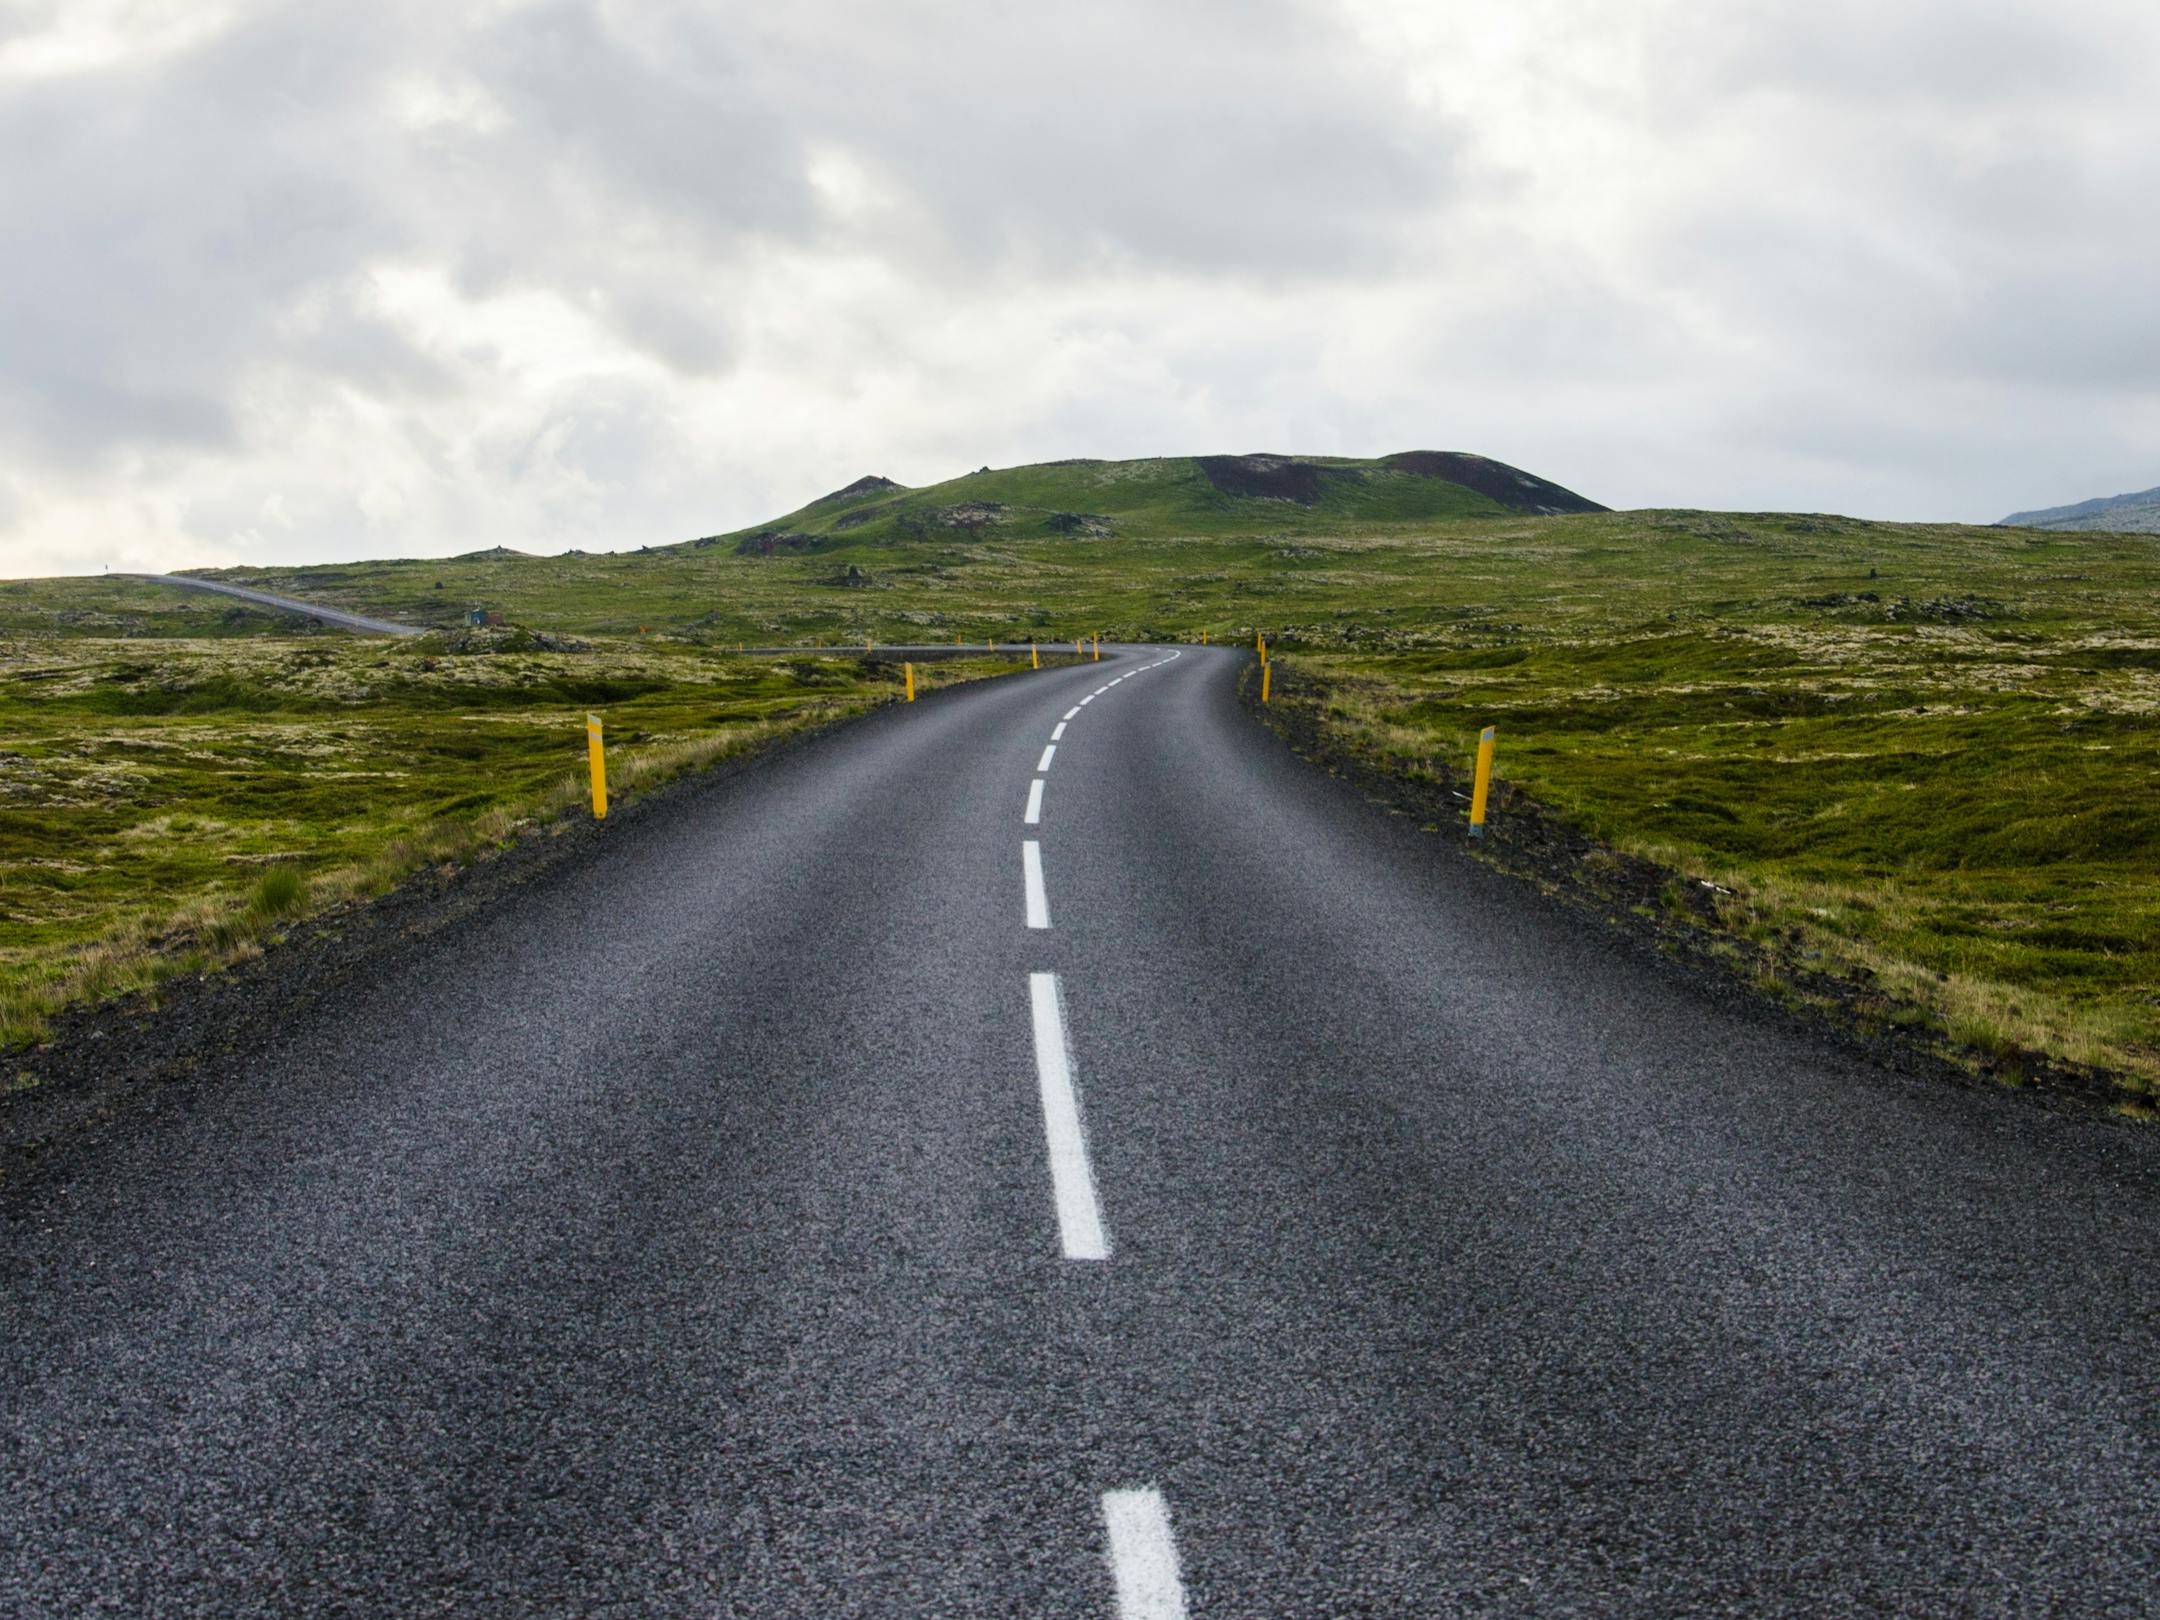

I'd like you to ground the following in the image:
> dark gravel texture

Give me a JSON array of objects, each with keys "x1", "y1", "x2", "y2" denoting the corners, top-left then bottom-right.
[{"x1": 3, "y1": 645, "x2": 2153, "y2": 1616}]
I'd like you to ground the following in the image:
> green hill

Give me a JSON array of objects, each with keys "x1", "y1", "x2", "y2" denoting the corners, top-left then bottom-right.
[
  {"x1": 9, "y1": 463, "x2": 2160, "y2": 1101},
  {"x1": 687, "y1": 450, "x2": 1604, "y2": 555}
]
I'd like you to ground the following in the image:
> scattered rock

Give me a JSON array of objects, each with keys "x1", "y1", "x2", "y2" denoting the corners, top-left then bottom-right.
[
  {"x1": 832, "y1": 503, "x2": 896, "y2": 530},
  {"x1": 1912, "y1": 595, "x2": 2004, "y2": 621},
  {"x1": 1797, "y1": 591, "x2": 1882, "y2": 609},
  {"x1": 1781, "y1": 514, "x2": 1878, "y2": 535},
  {"x1": 439, "y1": 627, "x2": 592, "y2": 654},
  {"x1": 1045, "y1": 512, "x2": 1114, "y2": 538},
  {"x1": 817, "y1": 474, "x2": 903, "y2": 504},
  {"x1": 733, "y1": 530, "x2": 823, "y2": 557},
  {"x1": 899, "y1": 502, "x2": 1005, "y2": 535}
]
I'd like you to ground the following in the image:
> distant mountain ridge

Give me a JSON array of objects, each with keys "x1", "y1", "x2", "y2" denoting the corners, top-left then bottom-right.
[
  {"x1": 688, "y1": 451, "x2": 1604, "y2": 557},
  {"x1": 2000, "y1": 484, "x2": 2160, "y2": 533}
]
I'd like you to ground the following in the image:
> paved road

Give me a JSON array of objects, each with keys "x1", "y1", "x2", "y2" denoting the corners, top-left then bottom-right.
[
  {"x1": 2, "y1": 646, "x2": 2153, "y2": 1616},
  {"x1": 128, "y1": 572, "x2": 424, "y2": 635}
]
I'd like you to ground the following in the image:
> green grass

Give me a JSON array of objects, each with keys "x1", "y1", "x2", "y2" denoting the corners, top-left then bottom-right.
[
  {"x1": 1278, "y1": 623, "x2": 2160, "y2": 1093},
  {"x1": 0, "y1": 633, "x2": 1042, "y2": 1049},
  {"x1": 5, "y1": 452, "x2": 2157, "y2": 1101}
]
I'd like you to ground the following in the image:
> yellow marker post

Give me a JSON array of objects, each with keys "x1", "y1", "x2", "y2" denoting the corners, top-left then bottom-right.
[
  {"x1": 1202, "y1": 630, "x2": 1209, "y2": 645},
  {"x1": 1261, "y1": 663, "x2": 1271, "y2": 704},
  {"x1": 1075, "y1": 639, "x2": 1082, "y2": 656},
  {"x1": 904, "y1": 662, "x2": 916, "y2": 702},
  {"x1": 1031, "y1": 642, "x2": 1039, "y2": 669},
  {"x1": 1092, "y1": 635, "x2": 1101, "y2": 661},
  {"x1": 586, "y1": 712, "x2": 608, "y2": 820},
  {"x1": 1258, "y1": 634, "x2": 1268, "y2": 665},
  {"x1": 1468, "y1": 725, "x2": 1497, "y2": 840}
]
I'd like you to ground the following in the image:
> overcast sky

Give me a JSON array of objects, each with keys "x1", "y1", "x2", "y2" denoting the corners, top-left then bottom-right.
[{"x1": 2, "y1": 0, "x2": 2157, "y2": 578}]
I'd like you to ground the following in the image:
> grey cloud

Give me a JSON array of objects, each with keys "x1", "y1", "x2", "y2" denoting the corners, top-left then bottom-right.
[
  {"x1": 481, "y1": 377, "x2": 686, "y2": 510},
  {"x1": 0, "y1": 5, "x2": 423, "y2": 465},
  {"x1": 0, "y1": 0, "x2": 1462, "y2": 485},
  {"x1": 439, "y1": 0, "x2": 1461, "y2": 280},
  {"x1": 0, "y1": 3, "x2": 57, "y2": 47},
  {"x1": 453, "y1": 0, "x2": 821, "y2": 254},
  {"x1": 755, "y1": 0, "x2": 1460, "y2": 276},
  {"x1": 1702, "y1": 1, "x2": 2160, "y2": 106},
  {"x1": 2, "y1": 0, "x2": 2158, "y2": 566},
  {"x1": 283, "y1": 298, "x2": 457, "y2": 399}
]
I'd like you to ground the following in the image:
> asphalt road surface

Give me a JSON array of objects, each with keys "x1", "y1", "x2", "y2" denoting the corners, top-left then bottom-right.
[
  {"x1": 127, "y1": 573, "x2": 424, "y2": 636},
  {"x1": 3, "y1": 646, "x2": 2154, "y2": 1617}
]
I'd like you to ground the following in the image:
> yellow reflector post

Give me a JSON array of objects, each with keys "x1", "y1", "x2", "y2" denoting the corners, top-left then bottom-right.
[
  {"x1": 1469, "y1": 725, "x2": 1497, "y2": 840},
  {"x1": 586, "y1": 712, "x2": 607, "y2": 820}
]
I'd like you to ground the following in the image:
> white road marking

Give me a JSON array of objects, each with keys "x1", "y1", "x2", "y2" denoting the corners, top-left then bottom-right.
[
  {"x1": 1025, "y1": 778, "x2": 1045, "y2": 825},
  {"x1": 1102, "y1": 1488, "x2": 1186, "y2": 1618},
  {"x1": 1028, "y1": 973, "x2": 1108, "y2": 1260},
  {"x1": 1080, "y1": 695, "x2": 1094, "y2": 705},
  {"x1": 1038, "y1": 744, "x2": 1057, "y2": 772},
  {"x1": 1064, "y1": 706, "x2": 1081, "y2": 720},
  {"x1": 1023, "y1": 840, "x2": 1051, "y2": 929},
  {"x1": 1052, "y1": 721, "x2": 1067, "y2": 740}
]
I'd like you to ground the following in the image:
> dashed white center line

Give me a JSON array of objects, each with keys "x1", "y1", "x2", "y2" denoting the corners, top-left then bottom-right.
[
  {"x1": 1010, "y1": 649, "x2": 1200, "y2": 1598},
  {"x1": 1022, "y1": 840, "x2": 1051, "y2": 929},
  {"x1": 1102, "y1": 1488, "x2": 1187, "y2": 1618},
  {"x1": 1028, "y1": 972, "x2": 1108, "y2": 1260}
]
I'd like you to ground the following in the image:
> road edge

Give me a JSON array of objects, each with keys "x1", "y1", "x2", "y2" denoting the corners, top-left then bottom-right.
[
  {"x1": 1240, "y1": 658, "x2": 2147, "y2": 1119},
  {"x1": 0, "y1": 681, "x2": 961, "y2": 1179}
]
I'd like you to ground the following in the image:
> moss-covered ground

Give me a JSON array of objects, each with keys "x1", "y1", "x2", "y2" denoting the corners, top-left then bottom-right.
[
  {"x1": 0, "y1": 631, "x2": 1044, "y2": 1051},
  {"x1": 5, "y1": 461, "x2": 2155, "y2": 1101},
  {"x1": 1248, "y1": 516, "x2": 2160, "y2": 1102}
]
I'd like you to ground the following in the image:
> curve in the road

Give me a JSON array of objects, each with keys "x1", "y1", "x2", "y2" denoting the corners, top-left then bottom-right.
[
  {"x1": 0, "y1": 641, "x2": 2151, "y2": 1618},
  {"x1": 127, "y1": 572, "x2": 425, "y2": 636}
]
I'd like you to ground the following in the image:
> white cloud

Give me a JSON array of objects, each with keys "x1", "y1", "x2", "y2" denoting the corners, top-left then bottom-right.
[
  {"x1": 2, "y1": 0, "x2": 2157, "y2": 578},
  {"x1": 0, "y1": 0, "x2": 243, "y2": 82}
]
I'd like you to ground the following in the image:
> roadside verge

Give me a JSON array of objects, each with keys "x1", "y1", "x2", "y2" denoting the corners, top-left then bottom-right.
[
  {"x1": 0, "y1": 662, "x2": 1023, "y2": 1174},
  {"x1": 1241, "y1": 659, "x2": 2148, "y2": 1116}
]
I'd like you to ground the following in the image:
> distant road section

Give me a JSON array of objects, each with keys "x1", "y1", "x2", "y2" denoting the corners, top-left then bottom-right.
[{"x1": 128, "y1": 572, "x2": 423, "y2": 637}]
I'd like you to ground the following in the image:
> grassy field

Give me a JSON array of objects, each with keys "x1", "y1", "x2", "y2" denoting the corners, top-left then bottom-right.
[
  {"x1": 1265, "y1": 565, "x2": 2160, "y2": 1101},
  {"x1": 0, "y1": 630, "x2": 1037, "y2": 1053},
  {"x1": 5, "y1": 452, "x2": 2155, "y2": 1102}
]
